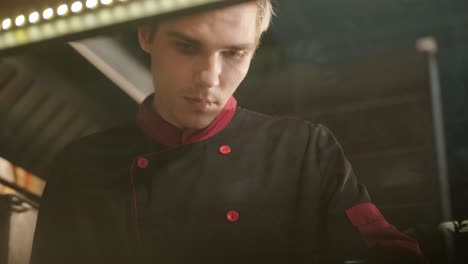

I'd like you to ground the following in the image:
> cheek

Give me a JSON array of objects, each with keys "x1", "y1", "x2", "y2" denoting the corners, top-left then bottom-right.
[
  {"x1": 152, "y1": 53, "x2": 194, "y2": 91},
  {"x1": 223, "y1": 61, "x2": 251, "y2": 90}
]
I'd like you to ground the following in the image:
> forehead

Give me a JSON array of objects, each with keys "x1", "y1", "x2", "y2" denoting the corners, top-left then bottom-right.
[{"x1": 156, "y1": 2, "x2": 258, "y2": 47}]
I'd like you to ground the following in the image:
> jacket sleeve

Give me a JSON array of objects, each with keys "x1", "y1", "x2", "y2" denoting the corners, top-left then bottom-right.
[
  {"x1": 314, "y1": 124, "x2": 426, "y2": 264},
  {"x1": 30, "y1": 148, "x2": 80, "y2": 264}
]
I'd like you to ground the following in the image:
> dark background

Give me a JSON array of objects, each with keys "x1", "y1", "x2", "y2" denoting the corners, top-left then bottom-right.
[
  {"x1": 262, "y1": 0, "x2": 468, "y2": 222},
  {"x1": 0, "y1": 0, "x2": 467, "y2": 263}
]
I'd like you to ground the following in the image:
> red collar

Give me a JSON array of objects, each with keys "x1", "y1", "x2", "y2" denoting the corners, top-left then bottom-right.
[{"x1": 137, "y1": 94, "x2": 237, "y2": 148}]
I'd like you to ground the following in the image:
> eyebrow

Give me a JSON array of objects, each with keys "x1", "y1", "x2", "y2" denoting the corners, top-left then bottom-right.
[
  {"x1": 166, "y1": 31, "x2": 254, "y2": 50},
  {"x1": 167, "y1": 31, "x2": 201, "y2": 46}
]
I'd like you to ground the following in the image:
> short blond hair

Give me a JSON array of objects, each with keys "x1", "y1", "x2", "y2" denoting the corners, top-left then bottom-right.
[
  {"x1": 256, "y1": 0, "x2": 274, "y2": 41},
  {"x1": 146, "y1": 0, "x2": 274, "y2": 45}
]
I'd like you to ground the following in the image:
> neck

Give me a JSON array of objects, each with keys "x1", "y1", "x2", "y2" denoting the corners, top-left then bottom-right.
[
  {"x1": 151, "y1": 96, "x2": 186, "y2": 130},
  {"x1": 137, "y1": 94, "x2": 237, "y2": 147}
]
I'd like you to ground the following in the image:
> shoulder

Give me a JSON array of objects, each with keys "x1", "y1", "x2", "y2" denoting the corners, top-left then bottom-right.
[
  {"x1": 57, "y1": 123, "x2": 142, "y2": 161},
  {"x1": 232, "y1": 108, "x2": 343, "y2": 157},
  {"x1": 234, "y1": 107, "x2": 329, "y2": 138}
]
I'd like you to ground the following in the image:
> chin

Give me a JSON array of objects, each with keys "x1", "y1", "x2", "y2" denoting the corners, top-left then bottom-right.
[
  {"x1": 182, "y1": 116, "x2": 214, "y2": 130},
  {"x1": 188, "y1": 121, "x2": 212, "y2": 130}
]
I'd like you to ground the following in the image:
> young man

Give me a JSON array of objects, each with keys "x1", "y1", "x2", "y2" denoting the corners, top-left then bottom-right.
[{"x1": 31, "y1": 1, "x2": 425, "y2": 263}]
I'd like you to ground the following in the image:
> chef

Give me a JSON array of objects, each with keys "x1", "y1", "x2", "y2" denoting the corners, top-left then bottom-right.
[{"x1": 31, "y1": 1, "x2": 425, "y2": 263}]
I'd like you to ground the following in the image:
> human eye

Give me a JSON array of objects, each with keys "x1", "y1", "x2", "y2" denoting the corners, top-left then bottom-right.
[
  {"x1": 223, "y1": 49, "x2": 248, "y2": 60},
  {"x1": 174, "y1": 41, "x2": 197, "y2": 54}
]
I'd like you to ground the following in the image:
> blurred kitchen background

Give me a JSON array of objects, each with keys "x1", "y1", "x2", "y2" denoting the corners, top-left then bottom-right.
[{"x1": 0, "y1": 0, "x2": 467, "y2": 263}]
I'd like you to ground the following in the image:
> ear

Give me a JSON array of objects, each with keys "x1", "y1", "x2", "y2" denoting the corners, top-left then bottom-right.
[{"x1": 137, "y1": 26, "x2": 153, "y2": 54}]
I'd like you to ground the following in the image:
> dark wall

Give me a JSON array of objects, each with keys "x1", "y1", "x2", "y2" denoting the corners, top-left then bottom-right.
[{"x1": 243, "y1": 0, "x2": 468, "y2": 220}]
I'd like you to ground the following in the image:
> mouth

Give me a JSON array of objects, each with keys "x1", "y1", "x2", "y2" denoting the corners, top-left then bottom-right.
[{"x1": 183, "y1": 96, "x2": 214, "y2": 111}]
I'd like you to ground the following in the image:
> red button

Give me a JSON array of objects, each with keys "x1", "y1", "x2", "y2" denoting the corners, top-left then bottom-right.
[
  {"x1": 219, "y1": 145, "x2": 231, "y2": 155},
  {"x1": 226, "y1": 210, "x2": 239, "y2": 223},
  {"x1": 137, "y1": 157, "x2": 149, "y2": 168}
]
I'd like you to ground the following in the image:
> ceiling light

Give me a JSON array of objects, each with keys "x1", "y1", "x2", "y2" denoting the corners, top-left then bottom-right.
[
  {"x1": 29, "y1": 11, "x2": 40, "y2": 24},
  {"x1": 160, "y1": 0, "x2": 173, "y2": 9},
  {"x1": 101, "y1": 0, "x2": 114, "y2": 5},
  {"x1": 15, "y1": 15, "x2": 26, "y2": 27},
  {"x1": 86, "y1": 0, "x2": 99, "y2": 9},
  {"x1": 2, "y1": 18, "x2": 12, "y2": 30},
  {"x1": 71, "y1": 1, "x2": 84, "y2": 13},
  {"x1": 43, "y1": 8, "x2": 55, "y2": 20},
  {"x1": 57, "y1": 4, "x2": 69, "y2": 16}
]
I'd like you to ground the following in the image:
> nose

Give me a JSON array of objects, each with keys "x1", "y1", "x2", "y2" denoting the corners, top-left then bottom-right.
[{"x1": 195, "y1": 54, "x2": 221, "y2": 89}]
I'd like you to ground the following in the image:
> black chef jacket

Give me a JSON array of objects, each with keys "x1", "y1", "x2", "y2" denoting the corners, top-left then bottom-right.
[{"x1": 30, "y1": 95, "x2": 424, "y2": 264}]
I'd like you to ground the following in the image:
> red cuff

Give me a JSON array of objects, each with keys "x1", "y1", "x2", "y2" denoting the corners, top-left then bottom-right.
[{"x1": 345, "y1": 203, "x2": 424, "y2": 257}]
